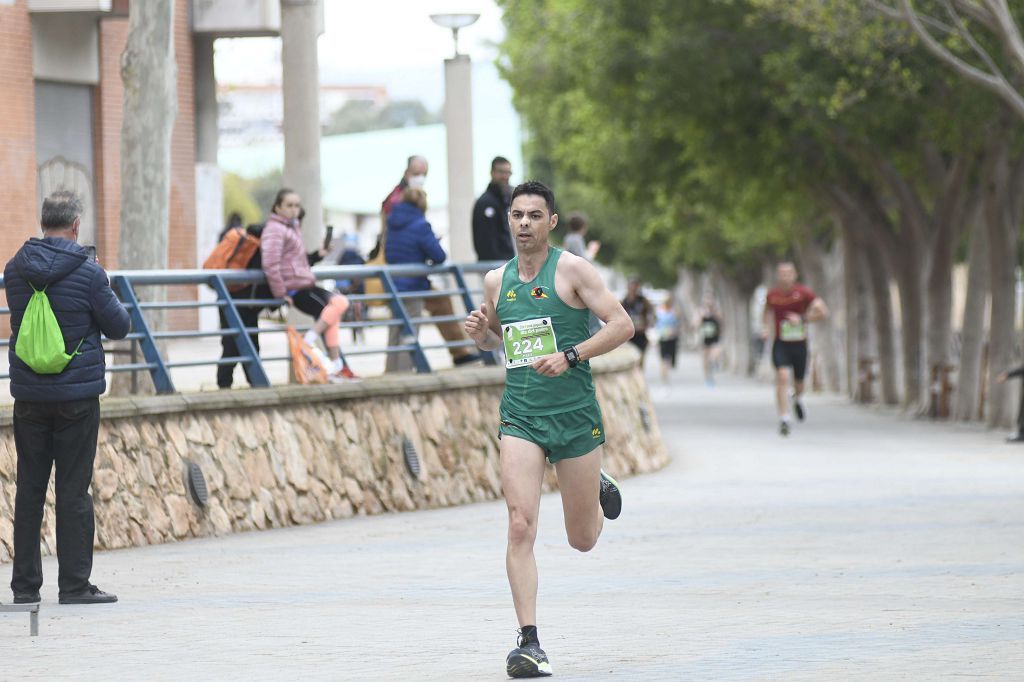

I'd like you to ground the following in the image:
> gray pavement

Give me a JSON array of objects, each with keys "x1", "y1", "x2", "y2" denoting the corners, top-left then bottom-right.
[{"x1": 2, "y1": 353, "x2": 1023, "y2": 680}]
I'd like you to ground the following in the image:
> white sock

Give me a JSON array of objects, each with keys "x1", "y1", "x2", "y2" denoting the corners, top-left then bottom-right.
[
  {"x1": 781, "y1": 414, "x2": 792, "y2": 424},
  {"x1": 331, "y1": 357, "x2": 344, "y2": 373},
  {"x1": 304, "y1": 329, "x2": 319, "y2": 347}
]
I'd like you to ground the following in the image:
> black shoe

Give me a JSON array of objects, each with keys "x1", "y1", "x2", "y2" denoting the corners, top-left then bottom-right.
[
  {"x1": 453, "y1": 353, "x2": 482, "y2": 366},
  {"x1": 792, "y1": 396, "x2": 805, "y2": 421},
  {"x1": 506, "y1": 635, "x2": 552, "y2": 678},
  {"x1": 1007, "y1": 432, "x2": 1024, "y2": 443},
  {"x1": 599, "y1": 470, "x2": 622, "y2": 520},
  {"x1": 12, "y1": 592, "x2": 40, "y2": 604},
  {"x1": 59, "y1": 584, "x2": 117, "y2": 605},
  {"x1": 779, "y1": 420, "x2": 790, "y2": 437}
]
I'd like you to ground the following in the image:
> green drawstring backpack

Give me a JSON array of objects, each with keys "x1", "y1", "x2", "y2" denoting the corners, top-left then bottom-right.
[{"x1": 14, "y1": 285, "x2": 84, "y2": 374}]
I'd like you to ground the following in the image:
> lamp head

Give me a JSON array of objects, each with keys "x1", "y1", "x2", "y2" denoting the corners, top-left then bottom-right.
[{"x1": 430, "y1": 13, "x2": 480, "y2": 57}]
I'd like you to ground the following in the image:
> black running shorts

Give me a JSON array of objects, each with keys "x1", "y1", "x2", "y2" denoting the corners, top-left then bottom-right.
[{"x1": 772, "y1": 339, "x2": 808, "y2": 381}]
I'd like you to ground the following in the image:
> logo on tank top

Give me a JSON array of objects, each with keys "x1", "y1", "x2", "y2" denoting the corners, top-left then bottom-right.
[
  {"x1": 505, "y1": 289, "x2": 517, "y2": 301},
  {"x1": 531, "y1": 287, "x2": 549, "y2": 299}
]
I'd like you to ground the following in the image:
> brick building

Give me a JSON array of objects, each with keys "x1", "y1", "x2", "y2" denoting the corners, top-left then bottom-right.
[
  {"x1": 0, "y1": 0, "x2": 198, "y2": 273},
  {"x1": 0, "y1": 0, "x2": 317, "y2": 334}
]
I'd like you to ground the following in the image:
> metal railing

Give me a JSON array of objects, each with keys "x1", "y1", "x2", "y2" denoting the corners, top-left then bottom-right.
[{"x1": 0, "y1": 262, "x2": 503, "y2": 394}]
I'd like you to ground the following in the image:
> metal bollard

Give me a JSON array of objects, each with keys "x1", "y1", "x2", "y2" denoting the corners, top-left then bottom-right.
[{"x1": 0, "y1": 602, "x2": 40, "y2": 636}]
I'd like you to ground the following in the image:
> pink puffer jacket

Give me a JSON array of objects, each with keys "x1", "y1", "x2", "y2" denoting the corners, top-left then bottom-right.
[{"x1": 260, "y1": 213, "x2": 316, "y2": 299}]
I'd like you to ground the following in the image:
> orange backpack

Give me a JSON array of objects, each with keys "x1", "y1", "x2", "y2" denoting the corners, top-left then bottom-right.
[{"x1": 203, "y1": 227, "x2": 260, "y2": 292}]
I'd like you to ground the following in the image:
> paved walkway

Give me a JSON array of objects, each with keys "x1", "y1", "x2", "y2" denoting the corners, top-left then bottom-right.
[{"x1": 2, "y1": 354, "x2": 1023, "y2": 680}]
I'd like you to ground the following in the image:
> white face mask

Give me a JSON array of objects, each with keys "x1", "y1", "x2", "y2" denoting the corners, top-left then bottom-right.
[{"x1": 408, "y1": 174, "x2": 427, "y2": 189}]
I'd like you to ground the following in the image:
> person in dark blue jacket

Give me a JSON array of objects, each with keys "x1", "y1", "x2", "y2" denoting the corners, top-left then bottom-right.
[
  {"x1": 383, "y1": 188, "x2": 479, "y2": 371},
  {"x1": 4, "y1": 190, "x2": 130, "y2": 606}
]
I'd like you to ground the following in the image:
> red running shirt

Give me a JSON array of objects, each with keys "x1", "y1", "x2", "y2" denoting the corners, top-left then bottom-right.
[{"x1": 766, "y1": 284, "x2": 817, "y2": 341}]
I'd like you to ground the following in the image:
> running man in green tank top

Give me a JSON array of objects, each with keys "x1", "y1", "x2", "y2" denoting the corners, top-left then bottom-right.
[{"x1": 464, "y1": 181, "x2": 634, "y2": 678}]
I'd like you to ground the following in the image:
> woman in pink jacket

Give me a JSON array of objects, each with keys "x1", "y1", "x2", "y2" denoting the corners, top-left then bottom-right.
[{"x1": 261, "y1": 189, "x2": 358, "y2": 381}]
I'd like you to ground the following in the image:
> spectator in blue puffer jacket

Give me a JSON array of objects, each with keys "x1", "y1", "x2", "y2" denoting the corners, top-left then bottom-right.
[
  {"x1": 4, "y1": 190, "x2": 129, "y2": 606},
  {"x1": 383, "y1": 188, "x2": 480, "y2": 371}
]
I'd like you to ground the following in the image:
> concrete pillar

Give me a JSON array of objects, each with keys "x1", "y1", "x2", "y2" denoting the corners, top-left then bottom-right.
[
  {"x1": 280, "y1": 0, "x2": 323, "y2": 251},
  {"x1": 443, "y1": 55, "x2": 475, "y2": 263},
  {"x1": 193, "y1": 34, "x2": 223, "y2": 332},
  {"x1": 193, "y1": 34, "x2": 218, "y2": 165}
]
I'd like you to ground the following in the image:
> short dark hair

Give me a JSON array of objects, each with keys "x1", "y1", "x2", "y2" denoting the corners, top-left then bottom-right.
[
  {"x1": 567, "y1": 212, "x2": 588, "y2": 233},
  {"x1": 491, "y1": 156, "x2": 510, "y2": 170},
  {"x1": 272, "y1": 188, "x2": 297, "y2": 213},
  {"x1": 510, "y1": 181, "x2": 555, "y2": 215},
  {"x1": 40, "y1": 190, "x2": 83, "y2": 229}
]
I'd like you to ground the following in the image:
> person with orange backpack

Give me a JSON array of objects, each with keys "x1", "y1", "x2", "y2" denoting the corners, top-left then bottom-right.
[{"x1": 204, "y1": 220, "x2": 270, "y2": 388}]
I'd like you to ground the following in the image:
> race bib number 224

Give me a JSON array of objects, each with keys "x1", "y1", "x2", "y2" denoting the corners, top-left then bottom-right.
[{"x1": 503, "y1": 317, "x2": 558, "y2": 369}]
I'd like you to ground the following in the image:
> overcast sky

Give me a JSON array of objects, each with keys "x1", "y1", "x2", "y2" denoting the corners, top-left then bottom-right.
[{"x1": 215, "y1": 0, "x2": 507, "y2": 109}]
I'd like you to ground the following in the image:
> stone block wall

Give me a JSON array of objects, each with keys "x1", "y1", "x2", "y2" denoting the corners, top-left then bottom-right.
[{"x1": 0, "y1": 350, "x2": 668, "y2": 562}]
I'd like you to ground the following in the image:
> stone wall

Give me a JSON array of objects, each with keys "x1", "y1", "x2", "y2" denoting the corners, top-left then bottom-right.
[{"x1": 0, "y1": 349, "x2": 668, "y2": 561}]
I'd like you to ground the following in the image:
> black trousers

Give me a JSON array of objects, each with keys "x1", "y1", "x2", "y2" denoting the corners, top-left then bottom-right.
[
  {"x1": 218, "y1": 284, "x2": 270, "y2": 388},
  {"x1": 11, "y1": 397, "x2": 100, "y2": 596}
]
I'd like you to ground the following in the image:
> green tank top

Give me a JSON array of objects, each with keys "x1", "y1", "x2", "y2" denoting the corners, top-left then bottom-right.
[{"x1": 497, "y1": 247, "x2": 595, "y2": 416}]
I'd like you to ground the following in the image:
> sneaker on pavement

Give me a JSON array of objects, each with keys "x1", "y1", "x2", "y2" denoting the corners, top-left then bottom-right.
[
  {"x1": 779, "y1": 420, "x2": 790, "y2": 437},
  {"x1": 506, "y1": 634, "x2": 552, "y2": 678},
  {"x1": 13, "y1": 592, "x2": 40, "y2": 604},
  {"x1": 599, "y1": 470, "x2": 622, "y2": 520},
  {"x1": 58, "y1": 584, "x2": 117, "y2": 605},
  {"x1": 792, "y1": 395, "x2": 805, "y2": 421}
]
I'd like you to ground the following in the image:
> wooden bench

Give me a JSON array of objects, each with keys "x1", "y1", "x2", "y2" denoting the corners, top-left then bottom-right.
[{"x1": 0, "y1": 603, "x2": 40, "y2": 636}]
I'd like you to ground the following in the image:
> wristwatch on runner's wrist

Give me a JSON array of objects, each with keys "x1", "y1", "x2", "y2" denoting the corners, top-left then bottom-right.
[{"x1": 564, "y1": 345, "x2": 580, "y2": 368}]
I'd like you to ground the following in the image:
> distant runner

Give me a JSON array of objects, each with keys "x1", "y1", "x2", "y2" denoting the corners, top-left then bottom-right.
[
  {"x1": 465, "y1": 181, "x2": 633, "y2": 678},
  {"x1": 761, "y1": 262, "x2": 828, "y2": 436},
  {"x1": 695, "y1": 298, "x2": 722, "y2": 386}
]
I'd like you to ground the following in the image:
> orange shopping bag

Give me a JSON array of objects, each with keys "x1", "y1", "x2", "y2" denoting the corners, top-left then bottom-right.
[{"x1": 286, "y1": 325, "x2": 329, "y2": 385}]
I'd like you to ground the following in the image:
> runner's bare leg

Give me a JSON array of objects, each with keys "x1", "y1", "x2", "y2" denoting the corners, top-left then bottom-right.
[{"x1": 501, "y1": 435, "x2": 547, "y2": 627}]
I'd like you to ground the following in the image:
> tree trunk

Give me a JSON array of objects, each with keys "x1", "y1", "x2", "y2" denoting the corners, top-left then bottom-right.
[
  {"x1": 922, "y1": 217, "x2": 962, "y2": 417},
  {"x1": 112, "y1": 0, "x2": 177, "y2": 395},
  {"x1": 119, "y1": 1, "x2": 176, "y2": 270},
  {"x1": 984, "y1": 149, "x2": 1022, "y2": 428},
  {"x1": 711, "y1": 269, "x2": 753, "y2": 375},
  {"x1": 865, "y1": 239, "x2": 900, "y2": 405},
  {"x1": 842, "y1": 227, "x2": 860, "y2": 399},
  {"x1": 796, "y1": 238, "x2": 843, "y2": 393},
  {"x1": 954, "y1": 220, "x2": 990, "y2": 421},
  {"x1": 891, "y1": 245, "x2": 925, "y2": 408}
]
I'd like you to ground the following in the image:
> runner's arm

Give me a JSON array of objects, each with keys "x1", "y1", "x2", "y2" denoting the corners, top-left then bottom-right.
[
  {"x1": 760, "y1": 303, "x2": 772, "y2": 340},
  {"x1": 806, "y1": 297, "x2": 829, "y2": 322},
  {"x1": 465, "y1": 268, "x2": 503, "y2": 351},
  {"x1": 570, "y1": 259, "x2": 634, "y2": 362}
]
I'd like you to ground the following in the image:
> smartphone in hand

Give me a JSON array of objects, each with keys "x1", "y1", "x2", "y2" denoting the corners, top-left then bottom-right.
[
  {"x1": 323, "y1": 225, "x2": 334, "y2": 252},
  {"x1": 84, "y1": 245, "x2": 98, "y2": 262}
]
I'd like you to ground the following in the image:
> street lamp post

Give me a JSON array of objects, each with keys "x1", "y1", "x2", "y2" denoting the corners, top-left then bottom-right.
[{"x1": 431, "y1": 13, "x2": 479, "y2": 263}]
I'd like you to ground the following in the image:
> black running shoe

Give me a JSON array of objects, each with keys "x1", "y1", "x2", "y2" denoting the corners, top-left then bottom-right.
[
  {"x1": 58, "y1": 584, "x2": 117, "y2": 605},
  {"x1": 506, "y1": 637, "x2": 552, "y2": 678},
  {"x1": 779, "y1": 420, "x2": 790, "y2": 437},
  {"x1": 792, "y1": 396, "x2": 805, "y2": 421},
  {"x1": 599, "y1": 470, "x2": 622, "y2": 520}
]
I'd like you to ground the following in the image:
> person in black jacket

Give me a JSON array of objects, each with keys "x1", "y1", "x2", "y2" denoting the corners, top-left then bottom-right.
[
  {"x1": 4, "y1": 190, "x2": 130, "y2": 605},
  {"x1": 996, "y1": 366, "x2": 1024, "y2": 442},
  {"x1": 472, "y1": 156, "x2": 515, "y2": 261}
]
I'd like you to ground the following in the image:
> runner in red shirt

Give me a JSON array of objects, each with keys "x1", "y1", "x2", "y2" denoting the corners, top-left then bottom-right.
[{"x1": 761, "y1": 262, "x2": 828, "y2": 436}]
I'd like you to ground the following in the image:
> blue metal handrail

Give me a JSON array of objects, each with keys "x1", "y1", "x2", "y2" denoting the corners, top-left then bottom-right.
[{"x1": 0, "y1": 261, "x2": 504, "y2": 394}]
